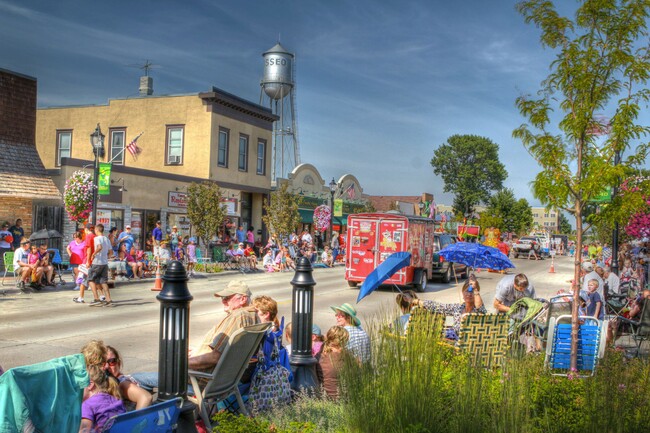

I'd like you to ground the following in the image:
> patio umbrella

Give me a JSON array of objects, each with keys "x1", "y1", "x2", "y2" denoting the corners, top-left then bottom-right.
[
  {"x1": 356, "y1": 252, "x2": 411, "y2": 303},
  {"x1": 438, "y1": 242, "x2": 515, "y2": 271},
  {"x1": 29, "y1": 229, "x2": 63, "y2": 241}
]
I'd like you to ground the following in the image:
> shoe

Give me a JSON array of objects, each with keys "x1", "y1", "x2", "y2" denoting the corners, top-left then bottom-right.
[
  {"x1": 103, "y1": 301, "x2": 114, "y2": 307},
  {"x1": 72, "y1": 297, "x2": 85, "y2": 304},
  {"x1": 89, "y1": 299, "x2": 103, "y2": 307},
  {"x1": 99, "y1": 296, "x2": 106, "y2": 302}
]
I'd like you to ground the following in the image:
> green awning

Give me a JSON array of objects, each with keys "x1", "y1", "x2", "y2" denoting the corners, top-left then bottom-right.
[{"x1": 298, "y1": 209, "x2": 313, "y2": 223}]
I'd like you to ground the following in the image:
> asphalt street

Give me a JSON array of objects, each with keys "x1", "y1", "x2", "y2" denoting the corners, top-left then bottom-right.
[{"x1": 0, "y1": 254, "x2": 576, "y2": 372}]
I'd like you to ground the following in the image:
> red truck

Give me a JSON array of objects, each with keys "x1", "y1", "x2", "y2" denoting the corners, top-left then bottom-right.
[{"x1": 345, "y1": 213, "x2": 435, "y2": 292}]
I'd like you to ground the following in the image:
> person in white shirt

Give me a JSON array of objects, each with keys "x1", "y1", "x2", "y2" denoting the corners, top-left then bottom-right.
[
  {"x1": 604, "y1": 266, "x2": 620, "y2": 295},
  {"x1": 301, "y1": 230, "x2": 312, "y2": 244},
  {"x1": 581, "y1": 261, "x2": 604, "y2": 300},
  {"x1": 12, "y1": 239, "x2": 33, "y2": 292},
  {"x1": 88, "y1": 224, "x2": 114, "y2": 307},
  {"x1": 321, "y1": 246, "x2": 334, "y2": 267}
]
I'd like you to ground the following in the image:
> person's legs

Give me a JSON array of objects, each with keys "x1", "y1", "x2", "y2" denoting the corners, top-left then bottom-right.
[
  {"x1": 45, "y1": 265, "x2": 54, "y2": 284},
  {"x1": 128, "y1": 372, "x2": 159, "y2": 392}
]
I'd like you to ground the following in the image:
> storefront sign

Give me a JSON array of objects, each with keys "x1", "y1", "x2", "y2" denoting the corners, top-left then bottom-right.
[
  {"x1": 98, "y1": 163, "x2": 112, "y2": 195},
  {"x1": 168, "y1": 191, "x2": 188, "y2": 208},
  {"x1": 97, "y1": 209, "x2": 112, "y2": 228},
  {"x1": 333, "y1": 199, "x2": 343, "y2": 217},
  {"x1": 221, "y1": 198, "x2": 238, "y2": 216}
]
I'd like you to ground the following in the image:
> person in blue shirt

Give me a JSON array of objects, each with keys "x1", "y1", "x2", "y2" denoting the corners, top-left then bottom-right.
[
  {"x1": 117, "y1": 225, "x2": 134, "y2": 255},
  {"x1": 151, "y1": 220, "x2": 163, "y2": 257},
  {"x1": 585, "y1": 279, "x2": 604, "y2": 320},
  {"x1": 8, "y1": 219, "x2": 24, "y2": 250},
  {"x1": 236, "y1": 225, "x2": 245, "y2": 244}
]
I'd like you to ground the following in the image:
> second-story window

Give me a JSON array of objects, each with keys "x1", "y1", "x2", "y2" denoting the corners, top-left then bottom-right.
[
  {"x1": 166, "y1": 125, "x2": 184, "y2": 165},
  {"x1": 56, "y1": 130, "x2": 72, "y2": 167},
  {"x1": 238, "y1": 134, "x2": 248, "y2": 171},
  {"x1": 256, "y1": 139, "x2": 266, "y2": 175},
  {"x1": 109, "y1": 129, "x2": 125, "y2": 165},
  {"x1": 218, "y1": 128, "x2": 229, "y2": 167}
]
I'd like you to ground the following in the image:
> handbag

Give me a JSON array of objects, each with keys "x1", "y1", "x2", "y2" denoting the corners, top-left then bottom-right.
[{"x1": 247, "y1": 330, "x2": 292, "y2": 414}]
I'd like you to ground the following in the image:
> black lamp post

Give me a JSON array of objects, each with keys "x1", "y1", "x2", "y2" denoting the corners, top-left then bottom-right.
[
  {"x1": 289, "y1": 256, "x2": 318, "y2": 392},
  {"x1": 89, "y1": 124, "x2": 105, "y2": 226},
  {"x1": 329, "y1": 178, "x2": 338, "y2": 243}
]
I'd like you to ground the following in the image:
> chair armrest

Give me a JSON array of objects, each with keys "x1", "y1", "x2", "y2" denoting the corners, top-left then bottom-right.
[
  {"x1": 616, "y1": 316, "x2": 639, "y2": 326},
  {"x1": 188, "y1": 370, "x2": 212, "y2": 379}
]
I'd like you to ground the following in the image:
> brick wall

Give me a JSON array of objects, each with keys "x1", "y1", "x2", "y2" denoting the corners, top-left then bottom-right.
[
  {"x1": 0, "y1": 69, "x2": 37, "y2": 146},
  {"x1": 0, "y1": 197, "x2": 33, "y2": 236}
]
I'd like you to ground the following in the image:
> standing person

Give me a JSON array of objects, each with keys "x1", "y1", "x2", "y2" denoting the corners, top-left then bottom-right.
[
  {"x1": 174, "y1": 241, "x2": 185, "y2": 262},
  {"x1": 79, "y1": 364, "x2": 125, "y2": 433},
  {"x1": 88, "y1": 224, "x2": 114, "y2": 307},
  {"x1": 330, "y1": 231, "x2": 340, "y2": 265},
  {"x1": 117, "y1": 225, "x2": 134, "y2": 255},
  {"x1": 316, "y1": 326, "x2": 350, "y2": 400},
  {"x1": 236, "y1": 225, "x2": 245, "y2": 245},
  {"x1": 67, "y1": 231, "x2": 86, "y2": 290},
  {"x1": 12, "y1": 239, "x2": 33, "y2": 293},
  {"x1": 246, "y1": 226, "x2": 255, "y2": 248},
  {"x1": 0, "y1": 222, "x2": 13, "y2": 272},
  {"x1": 585, "y1": 279, "x2": 604, "y2": 320},
  {"x1": 186, "y1": 238, "x2": 197, "y2": 276},
  {"x1": 8, "y1": 218, "x2": 24, "y2": 251},
  {"x1": 331, "y1": 303, "x2": 371, "y2": 363},
  {"x1": 151, "y1": 221, "x2": 163, "y2": 258},
  {"x1": 493, "y1": 273, "x2": 536, "y2": 313},
  {"x1": 169, "y1": 225, "x2": 180, "y2": 254},
  {"x1": 580, "y1": 261, "x2": 605, "y2": 300}
]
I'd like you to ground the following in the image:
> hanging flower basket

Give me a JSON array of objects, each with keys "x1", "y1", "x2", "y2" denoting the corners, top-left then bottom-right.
[
  {"x1": 313, "y1": 205, "x2": 331, "y2": 231},
  {"x1": 64, "y1": 170, "x2": 95, "y2": 223}
]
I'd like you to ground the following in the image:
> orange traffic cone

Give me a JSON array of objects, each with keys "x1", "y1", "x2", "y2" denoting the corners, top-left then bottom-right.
[
  {"x1": 151, "y1": 267, "x2": 163, "y2": 291},
  {"x1": 549, "y1": 257, "x2": 556, "y2": 273}
]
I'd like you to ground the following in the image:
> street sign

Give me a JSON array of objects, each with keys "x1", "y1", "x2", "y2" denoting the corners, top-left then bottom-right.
[{"x1": 591, "y1": 188, "x2": 612, "y2": 203}]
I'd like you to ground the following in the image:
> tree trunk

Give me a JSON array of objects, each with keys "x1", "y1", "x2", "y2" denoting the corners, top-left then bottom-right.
[{"x1": 570, "y1": 204, "x2": 583, "y2": 373}]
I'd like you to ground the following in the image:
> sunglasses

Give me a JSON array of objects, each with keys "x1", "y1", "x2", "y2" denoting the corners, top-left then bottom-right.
[{"x1": 106, "y1": 358, "x2": 118, "y2": 366}]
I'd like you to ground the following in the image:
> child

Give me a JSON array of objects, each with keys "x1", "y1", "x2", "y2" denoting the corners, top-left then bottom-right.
[
  {"x1": 586, "y1": 279, "x2": 604, "y2": 320},
  {"x1": 263, "y1": 248, "x2": 276, "y2": 272},
  {"x1": 244, "y1": 244, "x2": 258, "y2": 270},
  {"x1": 79, "y1": 364, "x2": 125, "y2": 432},
  {"x1": 312, "y1": 324, "x2": 325, "y2": 357},
  {"x1": 186, "y1": 238, "x2": 197, "y2": 275},
  {"x1": 316, "y1": 326, "x2": 350, "y2": 400},
  {"x1": 174, "y1": 241, "x2": 185, "y2": 262},
  {"x1": 322, "y1": 246, "x2": 333, "y2": 267},
  {"x1": 27, "y1": 245, "x2": 42, "y2": 288},
  {"x1": 283, "y1": 322, "x2": 292, "y2": 355}
]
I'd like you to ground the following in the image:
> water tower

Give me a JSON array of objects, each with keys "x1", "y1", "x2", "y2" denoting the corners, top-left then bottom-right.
[{"x1": 260, "y1": 42, "x2": 300, "y2": 181}]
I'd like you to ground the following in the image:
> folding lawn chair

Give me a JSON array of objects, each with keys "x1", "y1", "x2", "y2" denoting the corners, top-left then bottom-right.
[
  {"x1": 616, "y1": 298, "x2": 650, "y2": 358},
  {"x1": 48, "y1": 249, "x2": 68, "y2": 285},
  {"x1": 103, "y1": 397, "x2": 182, "y2": 433},
  {"x1": 544, "y1": 314, "x2": 607, "y2": 377},
  {"x1": 457, "y1": 313, "x2": 509, "y2": 368},
  {"x1": 606, "y1": 281, "x2": 636, "y2": 317},
  {"x1": 188, "y1": 322, "x2": 271, "y2": 430},
  {"x1": 406, "y1": 307, "x2": 445, "y2": 338},
  {"x1": 2, "y1": 251, "x2": 18, "y2": 288}
]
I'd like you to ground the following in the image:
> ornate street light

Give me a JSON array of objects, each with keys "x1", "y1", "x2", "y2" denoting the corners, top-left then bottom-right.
[
  {"x1": 89, "y1": 124, "x2": 105, "y2": 226},
  {"x1": 329, "y1": 178, "x2": 338, "y2": 243}
]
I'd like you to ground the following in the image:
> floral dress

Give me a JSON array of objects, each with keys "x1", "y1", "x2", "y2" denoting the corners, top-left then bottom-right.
[{"x1": 421, "y1": 300, "x2": 487, "y2": 340}]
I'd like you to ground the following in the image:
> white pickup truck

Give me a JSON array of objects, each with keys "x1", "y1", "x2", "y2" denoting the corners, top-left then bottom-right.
[{"x1": 512, "y1": 236, "x2": 543, "y2": 258}]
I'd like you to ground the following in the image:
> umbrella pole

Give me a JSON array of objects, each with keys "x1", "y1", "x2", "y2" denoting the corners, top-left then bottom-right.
[{"x1": 453, "y1": 265, "x2": 458, "y2": 285}]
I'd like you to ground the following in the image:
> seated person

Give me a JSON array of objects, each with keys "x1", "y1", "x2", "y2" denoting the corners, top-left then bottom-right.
[
  {"x1": 158, "y1": 241, "x2": 171, "y2": 262},
  {"x1": 274, "y1": 248, "x2": 286, "y2": 271},
  {"x1": 283, "y1": 247, "x2": 296, "y2": 270},
  {"x1": 105, "y1": 345, "x2": 152, "y2": 410},
  {"x1": 629, "y1": 289, "x2": 650, "y2": 319},
  {"x1": 37, "y1": 243, "x2": 54, "y2": 286},
  {"x1": 80, "y1": 364, "x2": 125, "y2": 432},
  {"x1": 243, "y1": 244, "x2": 258, "y2": 270},
  {"x1": 107, "y1": 249, "x2": 128, "y2": 281},
  {"x1": 262, "y1": 248, "x2": 277, "y2": 272},
  {"x1": 123, "y1": 249, "x2": 144, "y2": 279},
  {"x1": 225, "y1": 244, "x2": 241, "y2": 265},
  {"x1": 27, "y1": 244, "x2": 44, "y2": 289},
  {"x1": 12, "y1": 239, "x2": 34, "y2": 291},
  {"x1": 321, "y1": 246, "x2": 334, "y2": 267}
]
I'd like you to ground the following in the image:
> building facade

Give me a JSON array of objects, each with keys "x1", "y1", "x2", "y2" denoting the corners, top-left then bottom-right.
[
  {"x1": 35, "y1": 86, "x2": 277, "y2": 249},
  {"x1": 531, "y1": 206, "x2": 560, "y2": 232}
]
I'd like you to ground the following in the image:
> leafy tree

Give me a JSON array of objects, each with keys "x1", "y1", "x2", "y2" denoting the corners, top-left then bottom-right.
[
  {"x1": 482, "y1": 188, "x2": 533, "y2": 235},
  {"x1": 186, "y1": 181, "x2": 226, "y2": 248},
  {"x1": 431, "y1": 135, "x2": 507, "y2": 216},
  {"x1": 262, "y1": 183, "x2": 302, "y2": 241},
  {"x1": 513, "y1": 0, "x2": 650, "y2": 370},
  {"x1": 558, "y1": 212, "x2": 573, "y2": 235},
  {"x1": 511, "y1": 199, "x2": 534, "y2": 235}
]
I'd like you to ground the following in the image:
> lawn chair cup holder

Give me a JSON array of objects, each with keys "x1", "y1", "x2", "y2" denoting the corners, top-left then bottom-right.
[{"x1": 545, "y1": 315, "x2": 607, "y2": 377}]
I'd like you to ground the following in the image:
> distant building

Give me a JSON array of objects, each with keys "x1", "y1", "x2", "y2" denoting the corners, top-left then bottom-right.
[
  {"x1": 531, "y1": 206, "x2": 559, "y2": 232},
  {"x1": 0, "y1": 68, "x2": 62, "y2": 248}
]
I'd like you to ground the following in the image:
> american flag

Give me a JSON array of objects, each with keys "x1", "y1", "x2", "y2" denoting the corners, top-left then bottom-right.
[
  {"x1": 126, "y1": 132, "x2": 144, "y2": 159},
  {"x1": 345, "y1": 183, "x2": 355, "y2": 199}
]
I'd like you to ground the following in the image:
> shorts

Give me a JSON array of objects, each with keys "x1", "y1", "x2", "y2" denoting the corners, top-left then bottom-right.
[
  {"x1": 69, "y1": 264, "x2": 79, "y2": 269},
  {"x1": 88, "y1": 264, "x2": 109, "y2": 284}
]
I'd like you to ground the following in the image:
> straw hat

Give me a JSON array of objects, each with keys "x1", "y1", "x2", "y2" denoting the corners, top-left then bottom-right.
[{"x1": 330, "y1": 302, "x2": 361, "y2": 326}]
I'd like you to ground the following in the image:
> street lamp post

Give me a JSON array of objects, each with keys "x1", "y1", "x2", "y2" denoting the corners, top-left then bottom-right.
[
  {"x1": 89, "y1": 124, "x2": 105, "y2": 226},
  {"x1": 329, "y1": 178, "x2": 337, "y2": 243}
]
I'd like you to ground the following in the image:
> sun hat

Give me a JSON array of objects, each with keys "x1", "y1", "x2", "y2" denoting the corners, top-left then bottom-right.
[
  {"x1": 581, "y1": 261, "x2": 594, "y2": 272},
  {"x1": 125, "y1": 225, "x2": 131, "y2": 229},
  {"x1": 330, "y1": 302, "x2": 361, "y2": 326},
  {"x1": 312, "y1": 324, "x2": 322, "y2": 336},
  {"x1": 214, "y1": 280, "x2": 252, "y2": 298}
]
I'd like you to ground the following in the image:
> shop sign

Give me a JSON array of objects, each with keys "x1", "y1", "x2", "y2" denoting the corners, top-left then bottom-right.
[
  {"x1": 221, "y1": 198, "x2": 238, "y2": 216},
  {"x1": 97, "y1": 209, "x2": 112, "y2": 227},
  {"x1": 168, "y1": 191, "x2": 188, "y2": 208},
  {"x1": 333, "y1": 199, "x2": 343, "y2": 217}
]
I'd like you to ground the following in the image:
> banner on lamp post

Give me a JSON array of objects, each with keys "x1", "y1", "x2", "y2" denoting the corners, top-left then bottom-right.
[
  {"x1": 333, "y1": 199, "x2": 343, "y2": 217},
  {"x1": 98, "y1": 163, "x2": 112, "y2": 195}
]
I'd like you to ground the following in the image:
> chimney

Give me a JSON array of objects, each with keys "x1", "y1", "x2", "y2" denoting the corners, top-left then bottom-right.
[{"x1": 139, "y1": 76, "x2": 153, "y2": 96}]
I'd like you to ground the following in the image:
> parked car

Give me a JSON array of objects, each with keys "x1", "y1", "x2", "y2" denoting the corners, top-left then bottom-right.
[
  {"x1": 512, "y1": 236, "x2": 542, "y2": 258},
  {"x1": 432, "y1": 233, "x2": 467, "y2": 283}
]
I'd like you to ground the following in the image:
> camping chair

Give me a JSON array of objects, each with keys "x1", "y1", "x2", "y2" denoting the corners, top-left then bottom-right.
[
  {"x1": 196, "y1": 248, "x2": 211, "y2": 264},
  {"x1": 606, "y1": 281, "x2": 636, "y2": 318},
  {"x1": 47, "y1": 249, "x2": 68, "y2": 285},
  {"x1": 2, "y1": 251, "x2": 18, "y2": 288},
  {"x1": 616, "y1": 298, "x2": 650, "y2": 358},
  {"x1": 188, "y1": 322, "x2": 271, "y2": 430},
  {"x1": 457, "y1": 313, "x2": 509, "y2": 368},
  {"x1": 103, "y1": 397, "x2": 182, "y2": 433},
  {"x1": 533, "y1": 294, "x2": 574, "y2": 347},
  {"x1": 508, "y1": 298, "x2": 546, "y2": 354},
  {"x1": 214, "y1": 247, "x2": 234, "y2": 270},
  {"x1": 544, "y1": 314, "x2": 607, "y2": 377}
]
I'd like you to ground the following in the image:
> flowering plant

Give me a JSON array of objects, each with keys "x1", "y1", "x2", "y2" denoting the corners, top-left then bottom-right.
[
  {"x1": 621, "y1": 176, "x2": 650, "y2": 239},
  {"x1": 313, "y1": 205, "x2": 331, "y2": 231},
  {"x1": 64, "y1": 171, "x2": 95, "y2": 223}
]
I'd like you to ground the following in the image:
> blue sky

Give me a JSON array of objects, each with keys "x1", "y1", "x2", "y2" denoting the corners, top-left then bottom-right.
[{"x1": 0, "y1": 0, "x2": 628, "y2": 207}]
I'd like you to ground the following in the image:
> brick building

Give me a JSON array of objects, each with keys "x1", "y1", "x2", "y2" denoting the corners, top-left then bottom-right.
[{"x1": 0, "y1": 68, "x2": 62, "y2": 248}]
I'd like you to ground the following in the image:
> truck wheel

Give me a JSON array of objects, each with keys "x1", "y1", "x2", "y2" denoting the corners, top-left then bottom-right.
[
  {"x1": 347, "y1": 280, "x2": 358, "y2": 288},
  {"x1": 442, "y1": 265, "x2": 451, "y2": 284},
  {"x1": 414, "y1": 270, "x2": 427, "y2": 293}
]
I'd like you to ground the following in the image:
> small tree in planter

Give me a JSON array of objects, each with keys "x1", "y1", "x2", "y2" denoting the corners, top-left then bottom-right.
[
  {"x1": 262, "y1": 183, "x2": 302, "y2": 242},
  {"x1": 187, "y1": 182, "x2": 226, "y2": 254}
]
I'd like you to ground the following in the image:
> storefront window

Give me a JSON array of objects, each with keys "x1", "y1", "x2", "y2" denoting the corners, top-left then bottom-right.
[
  {"x1": 167, "y1": 213, "x2": 192, "y2": 241},
  {"x1": 96, "y1": 209, "x2": 123, "y2": 233}
]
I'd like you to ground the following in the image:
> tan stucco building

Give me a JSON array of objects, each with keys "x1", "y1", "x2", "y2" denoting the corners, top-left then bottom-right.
[{"x1": 35, "y1": 86, "x2": 277, "y2": 248}]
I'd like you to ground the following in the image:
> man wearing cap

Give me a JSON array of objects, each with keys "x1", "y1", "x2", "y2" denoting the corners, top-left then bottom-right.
[
  {"x1": 493, "y1": 274, "x2": 536, "y2": 313},
  {"x1": 151, "y1": 221, "x2": 163, "y2": 258},
  {"x1": 117, "y1": 225, "x2": 134, "y2": 255},
  {"x1": 12, "y1": 238, "x2": 34, "y2": 293},
  {"x1": 332, "y1": 303, "x2": 371, "y2": 362},
  {"x1": 581, "y1": 261, "x2": 604, "y2": 300}
]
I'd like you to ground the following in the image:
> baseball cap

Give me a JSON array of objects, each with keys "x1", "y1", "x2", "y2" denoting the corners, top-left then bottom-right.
[
  {"x1": 581, "y1": 261, "x2": 594, "y2": 272},
  {"x1": 214, "y1": 280, "x2": 252, "y2": 298},
  {"x1": 125, "y1": 225, "x2": 131, "y2": 229},
  {"x1": 312, "y1": 324, "x2": 322, "y2": 336}
]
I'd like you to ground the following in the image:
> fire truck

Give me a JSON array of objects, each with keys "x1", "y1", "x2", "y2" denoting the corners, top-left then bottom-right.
[{"x1": 345, "y1": 213, "x2": 435, "y2": 292}]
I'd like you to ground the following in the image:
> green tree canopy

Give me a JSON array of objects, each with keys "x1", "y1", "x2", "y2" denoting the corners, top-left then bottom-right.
[
  {"x1": 514, "y1": 0, "x2": 650, "y2": 370},
  {"x1": 431, "y1": 135, "x2": 507, "y2": 216},
  {"x1": 481, "y1": 189, "x2": 534, "y2": 236},
  {"x1": 186, "y1": 181, "x2": 226, "y2": 248},
  {"x1": 262, "y1": 183, "x2": 302, "y2": 241},
  {"x1": 558, "y1": 212, "x2": 573, "y2": 235}
]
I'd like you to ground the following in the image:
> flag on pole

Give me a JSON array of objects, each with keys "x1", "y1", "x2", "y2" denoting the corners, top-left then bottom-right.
[
  {"x1": 345, "y1": 183, "x2": 355, "y2": 199},
  {"x1": 126, "y1": 132, "x2": 144, "y2": 159}
]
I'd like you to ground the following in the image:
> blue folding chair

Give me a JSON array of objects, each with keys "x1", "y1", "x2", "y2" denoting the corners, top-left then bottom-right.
[
  {"x1": 545, "y1": 314, "x2": 607, "y2": 377},
  {"x1": 47, "y1": 248, "x2": 68, "y2": 285},
  {"x1": 102, "y1": 397, "x2": 182, "y2": 433}
]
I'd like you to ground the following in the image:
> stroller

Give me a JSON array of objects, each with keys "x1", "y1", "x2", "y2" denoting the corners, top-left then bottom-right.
[{"x1": 508, "y1": 297, "x2": 546, "y2": 354}]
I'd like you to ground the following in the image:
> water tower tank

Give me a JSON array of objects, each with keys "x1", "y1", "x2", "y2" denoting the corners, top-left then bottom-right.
[{"x1": 262, "y1": 42, "x2": 294, "y2": 100}]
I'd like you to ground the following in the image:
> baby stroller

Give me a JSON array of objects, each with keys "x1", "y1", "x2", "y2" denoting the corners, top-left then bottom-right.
[{"x1": 508, "y1": 297, "x2": 547, "y2": 354}]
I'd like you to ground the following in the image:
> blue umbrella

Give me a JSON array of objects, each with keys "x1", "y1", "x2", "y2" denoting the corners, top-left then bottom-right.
[
  {"x1": 438, "y1": 242, "x2": 515, "y2": 271},
  {"x1": 356, "y1": 252, "x2": 411, "y2": 303}
]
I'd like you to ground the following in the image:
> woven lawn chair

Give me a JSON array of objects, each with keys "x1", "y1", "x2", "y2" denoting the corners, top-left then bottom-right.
[
  {"x1": 544, "y1": 315, "x2": 607, "y2": 377},
  {"x1": 103, "y1": 397, "x2": 182, "y2": 433},
  {"x1": 188, "y1": 322, "x2": 271, "y2": 430},
  {"x1": 457, "y1": 313, "x2": 509, "y2": 368},
  {"x1": 406, "y1": 307, "x2": 446, "y2": 338}
]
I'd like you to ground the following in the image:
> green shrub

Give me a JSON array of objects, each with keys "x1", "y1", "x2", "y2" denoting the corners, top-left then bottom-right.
[
  {"x1": 260, "y1": 392, "x2": 347, "y2": 433},
  {"x1": 194, "y1": 263, "x2": 224, "y2": 273},
  {"x1": 211, "y1": 412, "x2": 317, "y2": 433}
]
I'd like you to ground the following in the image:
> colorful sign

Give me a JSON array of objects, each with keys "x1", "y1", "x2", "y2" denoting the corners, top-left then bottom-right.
[
  {"x1": 168, "y1": 191, "x2": 188, "y2": 208},
  {"x1": 333, "y1": 199, "x2": 343, "y2": 217},
  {"x1": 591, "y1": 188, "x2": 612, "y2": 203},
  {"x1": 221, "y1": 198, "x2": 238, "y2": 216},
  {"x1": 98, "y1": 163, "x2": 112, "y2": 195},
  {"x1": 96, "y1": 209, "x2": 111, "y2": 227}
]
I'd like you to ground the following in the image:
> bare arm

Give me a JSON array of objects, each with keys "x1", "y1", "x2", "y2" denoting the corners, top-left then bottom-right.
[
  {"x1": 79, "y1": 418, "x2": 93, "y2": 433},
  {"x1": 493, "y1": 298, "x2": 509, "y2": 313},
  {"x1": 120, "y1": 380, "x2": 152, "y2": 410},
  {"x1": 188, "y1": 350, "x2": 222, "y2": 371}
]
